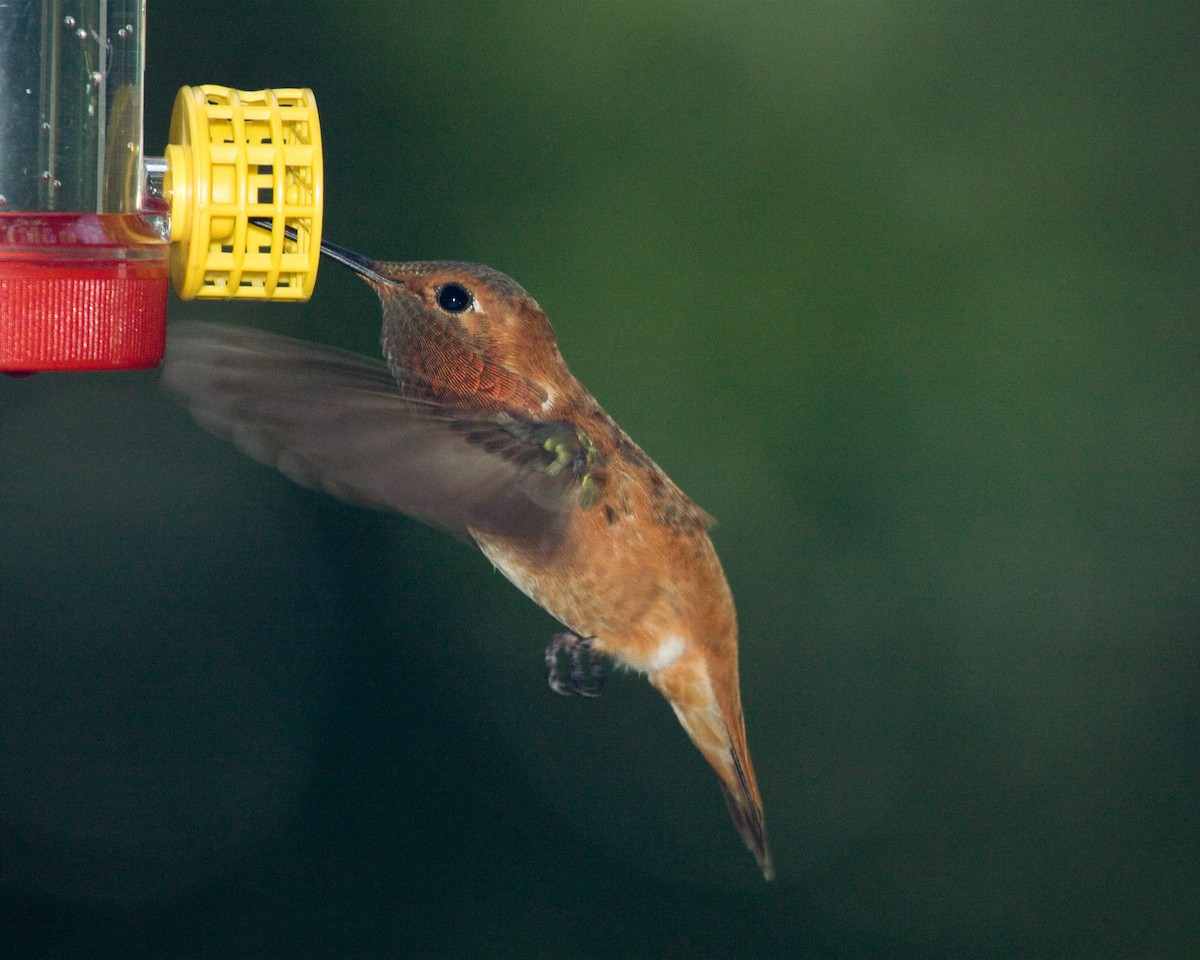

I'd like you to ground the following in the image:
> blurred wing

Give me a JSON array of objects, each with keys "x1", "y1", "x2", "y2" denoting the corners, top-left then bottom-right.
[{"x1": 162, "y1": 322, "x2": 598, "y2": 551}]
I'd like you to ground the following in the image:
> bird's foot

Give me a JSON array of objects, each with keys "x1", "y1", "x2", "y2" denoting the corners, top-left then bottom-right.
[{"x1": 545, "y1": 631, "x2": 606, "y2": 698}]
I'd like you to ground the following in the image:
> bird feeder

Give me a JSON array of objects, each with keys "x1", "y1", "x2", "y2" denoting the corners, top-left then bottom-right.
[{"x1": 0, "y1": 1, "x2": 324, "y2": 372}]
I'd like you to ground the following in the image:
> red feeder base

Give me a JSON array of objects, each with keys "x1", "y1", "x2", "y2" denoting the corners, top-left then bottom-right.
[{"x1": 0, "y1": 213, "x2": 171, "y2": 373}]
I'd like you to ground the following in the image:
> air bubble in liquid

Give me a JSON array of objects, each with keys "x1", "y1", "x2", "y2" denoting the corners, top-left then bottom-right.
[
  {"x1": 75, "y1": 27, "x2": 87, "y2": 40},
  {"x1": 63, "y1": 15, "x2": 76, "y2": 27}
]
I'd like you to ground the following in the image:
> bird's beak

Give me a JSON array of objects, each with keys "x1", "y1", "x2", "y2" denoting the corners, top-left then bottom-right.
[
  {"x1": 247, "y1": 217, "x2": 394, "y2": 287},
  {"x1": 316, "y1": 237, "x2": 394, "y2": 287}
]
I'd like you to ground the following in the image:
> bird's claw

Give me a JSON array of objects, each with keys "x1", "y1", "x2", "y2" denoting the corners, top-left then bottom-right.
[{"x1": 545, "y1": 631, "x2": 606, "y2": 697}]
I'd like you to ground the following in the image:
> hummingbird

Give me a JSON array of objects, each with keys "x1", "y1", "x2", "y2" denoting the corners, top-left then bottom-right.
[{"x1": 162, "y1": 233, "x2": 774, "y2": 880}]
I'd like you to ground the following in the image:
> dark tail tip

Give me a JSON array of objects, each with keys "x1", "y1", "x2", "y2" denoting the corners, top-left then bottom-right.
[{"x1": 724, "y1": 748, "x2": 775, "y2": 881}]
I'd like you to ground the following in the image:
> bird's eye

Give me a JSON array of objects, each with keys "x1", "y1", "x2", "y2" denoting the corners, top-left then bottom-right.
[{"x1": 436, "y1": 283, "x2": 473, "y2": 313}]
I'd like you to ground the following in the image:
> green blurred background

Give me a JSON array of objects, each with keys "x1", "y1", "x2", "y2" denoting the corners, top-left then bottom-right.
[{"x1": 2, "y1": 1, "x2": 1197, "y2": 957}]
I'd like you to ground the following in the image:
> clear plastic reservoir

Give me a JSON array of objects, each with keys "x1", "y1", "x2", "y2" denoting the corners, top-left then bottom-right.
[{"x1": 0, "y1": 0, "x2": 170, "y2": 371}]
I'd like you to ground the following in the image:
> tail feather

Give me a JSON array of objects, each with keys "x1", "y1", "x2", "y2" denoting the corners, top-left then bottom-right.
[
  {"x1": 650, "y1": 648, "x2": 773, "y2": 880},
  {"x1": 722, "y1": 741, "x2": 774, "y2": 880}
]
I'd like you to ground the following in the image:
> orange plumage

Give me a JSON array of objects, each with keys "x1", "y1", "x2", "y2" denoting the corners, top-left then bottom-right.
[{"x1": 163, "y1": 238, "x2": 772, "y2": 878}]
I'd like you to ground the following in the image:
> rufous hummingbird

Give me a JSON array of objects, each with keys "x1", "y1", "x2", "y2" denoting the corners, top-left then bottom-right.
[{"x1": 163, "y1": 233, "x2": 774, "y2": 880}]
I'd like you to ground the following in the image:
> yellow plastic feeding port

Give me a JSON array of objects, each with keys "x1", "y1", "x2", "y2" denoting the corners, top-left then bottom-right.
[{"x1": 164, "y1": 85, "x2": 323, "y2": 301}]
